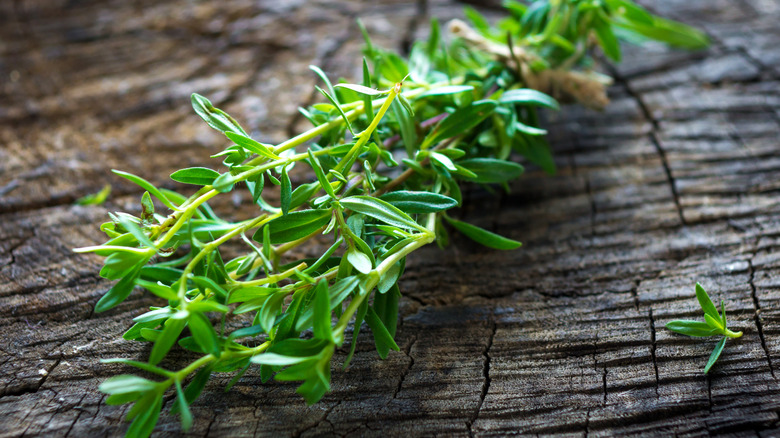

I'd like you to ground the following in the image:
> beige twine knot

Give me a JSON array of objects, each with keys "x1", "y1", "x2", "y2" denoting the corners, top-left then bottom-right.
[{"x1": 448, "y1": 19, "x2": 613, "y2": 110}]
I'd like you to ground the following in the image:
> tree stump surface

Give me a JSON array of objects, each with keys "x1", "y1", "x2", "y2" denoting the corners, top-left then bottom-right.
[{"x1": 3, "y1": 0, "x2": 780, "y2": 436}]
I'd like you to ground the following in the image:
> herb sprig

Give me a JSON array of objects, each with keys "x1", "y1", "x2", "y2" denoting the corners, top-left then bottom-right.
[
  {"x1": 666, "y1": 283, "x2": 743, "y2": 373},
  {"x1": 75, "y1": 2, "x2": 708, "y2": 436}
]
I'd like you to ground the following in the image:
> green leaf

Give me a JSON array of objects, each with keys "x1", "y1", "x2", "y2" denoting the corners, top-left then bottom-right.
[
  {"x1": 280, "y1": 167, "x2": 291, "y2": 215},
  {"x1": 75, "y1": 184, "x2": 111, "y2": 206},
  {"x1": 344, "y1": 298, "x2": 368, "y2": 369},
  {"x1": 665, "y1": 320, "x2": 719, "y2": 337},
  {"x1": 426, "y1": 18, "x2": 440, "y2": 56},
  {"x1": 378, "y1": 52, "x2": 409, "y2": 83},
  {"x1": 225, "y1": 132, "x2": 281, "y2": 160},
  {"x1": 308, "y1": 150, "x2": 336, "y2": 199},
  {"x1": 149, "y1": 318, "x2": 186, "y2": 365},
  {"x1": 695, "y1": 283, "x2": 721, "y2": 323},
  {"x1": 188, "y1": 313, "x2": 220, "y2": 356},
  {"x1": 316, "y1": 86, "x2": 354, "y2": 135},
  {"x1": 391, "y1": 99, "x2": 417, "y2": 158},
  {"x1": 174, "y1": 380, "x2": 193, "y2": 431},
  {"x1": 105, "y1": 392, "x2": 143, "y2": 406},
  {"x1": 615, "y1": 15, "x2": 709, "y2": 50},
  {"x1": 499, "y1": 89, "x2": 559, "y2": 110},
  {"x1": 704, "y1": 313, "x2": 724, "y2": 332},
  {"x1": 290, "y1": 182, "x2": 320, "y2": 210},
  {"x1": 140, "y1": 192, "x2": 154, "y2": 221},
  {"x1": 422, "y1": 100, "x2": 497, "y2": 149},
  {"x1": 334, "y1": 83, "x2": 386, "y2": 96},
  {"x1": 259, "y1": 293, "x2": 286, "y2": 334},
  {"x1": 328, "y1": 276, "x2": 360, "y2": 309},
  {"x1": 376, "y1": 283, "x2": 400, "y2": 337},
  {"x1": 364, "y1": 306, "x2": 400, "y2": 359},
  {"x1": 594, "y1": 18, "x2": 621, "y2": 61},
  {"x1": 378, "y1": 261, "x2": 402, "y2": 294},
  {"x1": 112, "y1": 170, "x2": 178, "y2": 211},
  {"x1": 135, "y1": 280, "x2": 177, "y2": 301},
  {"x1": 379, "y1": 191, "x2": 457, "y2": 214},
  {"x1": 417, "y1": 85, "x2": 474, "y2": 98},
  {"x1": 189, "y1": 276, "x2": 229, "y2": 301},
  {"x1": 227, "y1": 325, "x2": 264, "y2": 341},
  {"x1": 339, "y1": 196, "x2": 426, "y2": 232},
  {"x1": 346, "y1": 247, "x2": 372, "y2": 274},
  {"x1": 605, "y1": 0, "x2": 653, "y2": 24},
  {"x1": 132, "y1": 307, "x2": 174, "y2": 324},
  {"x1": 399, "y1": 94, "x2": 415, "y2": 117},
  {"x1": 430, "y1": 152, "x2": 457, "y2": 172},
  {"x1": 456, "y1": 158, "x2": 524, "y2": 183},
  {"x1": 140, "y1": 266, "x2": 183, "y2": 284},
  {"x1": 117, "y1": 216, "x2": 155, "y2": 250},
  {"x1": 171, "y1": 366, "x2": 212, "y2": 415},
  {"x1": 170, "y1": 167, "x2": 220, "y2": 186},
  {"x1": 512, "y1": 135, "x2": 556, "y2": 175},
  {"x1": 704, "y1": 337, "x2": 727, "y2": 374},
  {"x1": 362, "y1": 58, "x2": 374, "y2": 121},
  {"x1": 444, "y1": 216, "x2": 522, "y2": 250},
  {"x1": 254, "y1": 209, "x2": 332, "y2": 244},
  {"x1": 212, "y1": 172, "x2": 236, "y2": 193},
  {"x1": 126, "y1": 393, "x2": 162, "y2": 438},
  {"x1": 99, "y1": 375, "x2": 158, "y2": 395},
  {"x1": 309, "y1": 65, "x2": 337, "y2": 100},
  {"x1": 100, "y1": 251, "x2": 146, "y2": 280},
  {"x1": 95, "y1": 264, "x2": 144, "y2": 313},
  {"x1": 250, "y1": 353, "x2": 314, "y2": 366},
  {"x1": 247, "y1": 173, "x2": 265, "y2": 205},
  {"x1": 313, "y1": 280, "x2": 335, "y2": 342},
  {"x1": 464, "y1": 6, "x2": 489, "y2": 32},
  {"x1": 191, "y1": 93, "x2": 247, "y2": 135}
]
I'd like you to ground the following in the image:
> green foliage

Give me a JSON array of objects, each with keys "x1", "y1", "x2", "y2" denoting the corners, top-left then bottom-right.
[
  {"x1": 75, "y1": 184, "x2": 112, "y2": 206},
  {"x1": 73, "y1": 3, "x2": 708, "y2": 436},
  {"x1": 666, "y1": 283, "x2": 742, "y2": 374}
]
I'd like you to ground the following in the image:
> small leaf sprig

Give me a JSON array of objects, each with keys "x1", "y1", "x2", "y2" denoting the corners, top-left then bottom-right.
[
  {"x1": 73, "y1": 2, "x2": 709, "y2": 436},
  {"x1": 666, "y1": 283, "x2": 743, "y2": 373}
]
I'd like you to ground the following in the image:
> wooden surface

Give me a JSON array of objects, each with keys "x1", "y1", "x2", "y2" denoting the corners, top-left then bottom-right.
[{"x1": 3, "y1": 0, "x2": 780, "y2": 436}]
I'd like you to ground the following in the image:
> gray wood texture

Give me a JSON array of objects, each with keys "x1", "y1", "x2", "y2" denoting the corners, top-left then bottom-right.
[{"x1": 2, "y1": 0, "x2": 780, "y2": 436}]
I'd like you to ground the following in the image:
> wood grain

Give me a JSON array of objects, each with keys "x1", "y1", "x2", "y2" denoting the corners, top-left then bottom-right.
[{"x1": 2, "y1": 0, "x2": 780, "y2": 436}]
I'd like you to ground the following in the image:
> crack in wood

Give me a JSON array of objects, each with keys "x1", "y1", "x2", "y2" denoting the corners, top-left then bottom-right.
[
  {"x1": 606, "y1": 64, "x2": 687, "y2": 226},
  {"x1": 1, "y1": 357, "x2": 61, "y2": 399},
  {"x1": 748, "y1": 257, "x2": 776, "y2": 379},
  {"x1": 649, "y1": 308, "x2": 660, "y2": 398},
  {"x1": 466, "y1": 317, "x2": 495, "y2": 438},
  {"x1": 391, "y1": 335, "x2": 416, "y2": 399}
]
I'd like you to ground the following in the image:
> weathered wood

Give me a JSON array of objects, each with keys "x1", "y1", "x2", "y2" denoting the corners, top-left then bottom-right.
[{"x1": 2, "y1": 0, "x2": 780, "y2": 436}]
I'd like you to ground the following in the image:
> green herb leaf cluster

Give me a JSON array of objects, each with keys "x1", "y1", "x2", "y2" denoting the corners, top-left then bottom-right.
[
  {"x1": 74, "y1": 2, "x2": 708, "y2": 436},
  {"x1": 666, "y1": 283, "x2": 743, "y2": 373}
]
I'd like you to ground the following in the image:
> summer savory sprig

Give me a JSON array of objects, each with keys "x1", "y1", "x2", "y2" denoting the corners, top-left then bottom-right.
[
  {"x1": 74, "y1": 2, "x2": 709, "y2": 436},
  {"x1": 666, "y1": 283, "x2": 743, "y2": 373}
]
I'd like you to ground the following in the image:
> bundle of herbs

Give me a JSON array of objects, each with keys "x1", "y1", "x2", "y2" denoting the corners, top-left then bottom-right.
[{"x1": 75, "y1": 1, "x2": 708, "y2": 436}]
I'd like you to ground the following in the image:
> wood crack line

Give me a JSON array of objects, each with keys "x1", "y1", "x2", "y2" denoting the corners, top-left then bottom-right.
[
  {"x1": 392, "y1": 335, "x2": 417, "y2": 399},
  {"x1": 649, "y1": 308, "x2": 660, "y2": 398},
  {"x1": 748, "y1": 257, "x2": 776, "y2": 379},
  {"x1": 1, "y1": 357, "x2": 61, "y2": 399},
  {"x1": 467, "y1": 317, "x2": 496, "y2": 437},
  {"x1": 606, "y1": 64, "x2": 686, "y2": 226}
]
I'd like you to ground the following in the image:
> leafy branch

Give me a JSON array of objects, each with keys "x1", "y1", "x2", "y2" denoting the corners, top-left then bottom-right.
[
  {"x1": 666, "y1": 283, "x2": 742, "y2": 374},
  {"x1": 74, "y1": 1, "x2": 709, "y2": 436}
]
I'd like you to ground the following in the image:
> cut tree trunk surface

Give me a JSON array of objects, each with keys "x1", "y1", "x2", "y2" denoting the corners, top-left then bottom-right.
[{"x1": 2, "y1": 0, "x2": 780, "y2": 436}]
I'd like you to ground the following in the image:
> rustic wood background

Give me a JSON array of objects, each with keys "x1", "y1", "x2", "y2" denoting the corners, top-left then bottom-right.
[{"x1": 3, "y1": 0, "x2": 780, "y2": 436}]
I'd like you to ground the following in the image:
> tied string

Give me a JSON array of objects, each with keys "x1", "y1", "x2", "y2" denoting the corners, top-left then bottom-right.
[{"x1": 448, "y1": 19, "x2": 613, "y2": 110}]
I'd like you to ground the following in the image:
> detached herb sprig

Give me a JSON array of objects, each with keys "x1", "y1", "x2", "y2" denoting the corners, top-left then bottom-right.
[
  {"x1": 74, "y1": 2, "x2": 708, "y2": 436},
  {"x1": 666, "y1": 283, "x2": 743, "y2": 373}
]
